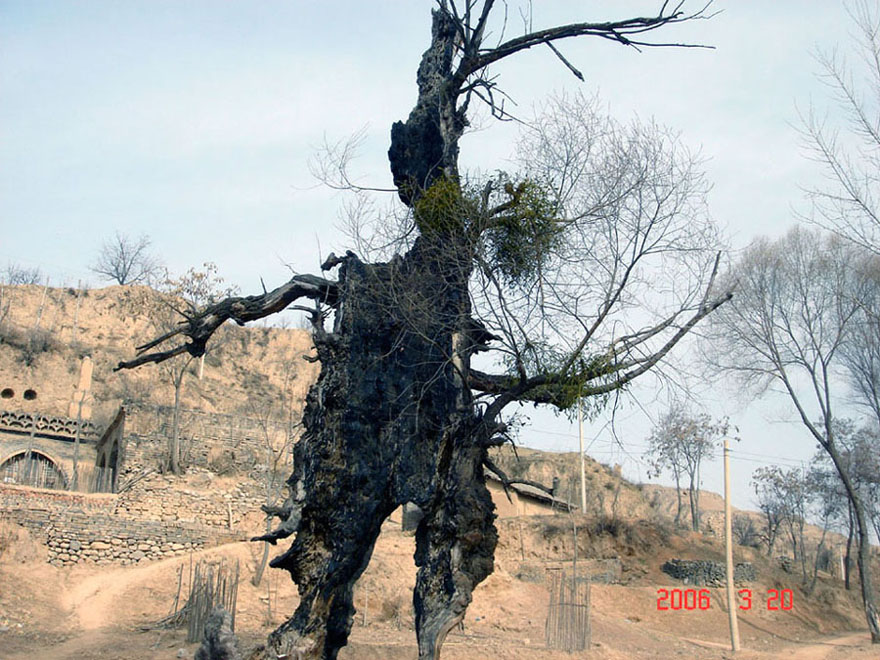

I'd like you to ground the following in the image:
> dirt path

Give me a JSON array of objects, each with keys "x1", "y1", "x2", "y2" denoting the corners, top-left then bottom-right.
[
  {"x1": 785, "y1": 632, "x2": 874, "y2": 659},
  {"x1": 62, "y1": 542, "x2": 252, "y2": 630},
  {"x1": 680, "y1": 632, "x2": 875, "y2": 660},
  {"x1": 3, "y1": 543, "x2": 258, "y2": 660}
]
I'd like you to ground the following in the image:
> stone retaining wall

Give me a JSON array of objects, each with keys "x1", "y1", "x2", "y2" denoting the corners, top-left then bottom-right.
[
  {"x1": 515, "y1": 558, "x2": 623, "y2": 584},
  {"x1": 0, "y1": 483, "x2": 242, "y2": 566},
  {"x1": 661, "y1": 558, "x2": 756, "y2": 586},
  {"x1": 114, "y1": 469, "x2": 264, "y2": 529}
]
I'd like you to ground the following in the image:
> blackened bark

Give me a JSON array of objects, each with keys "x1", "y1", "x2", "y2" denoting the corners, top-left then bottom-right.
[
  {"x1": 414, "y1": 438, "x2": 496, "y2": 659},
  {"x1": 116, "y1": 5, "x2": 720, "y2": 658},
  {"x1": 251, "y1": 6, "x2": 723, "y2": 657},
  {"x1": 261, "y1": 239, "x2": 490, "y2": 658},
  {"x1": 389, "y1": 9, "x2": 467, "y2": 204}
]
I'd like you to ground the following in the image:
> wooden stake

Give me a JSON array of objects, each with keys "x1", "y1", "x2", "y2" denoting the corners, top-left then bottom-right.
[
  {"x1": 578, "y1": 400, "x2": 587, "y2": 514},
  {"x1": 724, "y1": 437, "x2": 740, "y2": 652}
]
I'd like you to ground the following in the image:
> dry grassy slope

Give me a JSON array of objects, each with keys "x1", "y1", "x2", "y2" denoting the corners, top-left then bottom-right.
[
  {"x1": 0, "y1": 516, "x2": 873, "y2": 660},
  {"x1": 490, "y1": 445, "x2": 667, "y2": 522},
  {"x1": 0, "y1": 283, "x2": 318, "y2": 425},
  {"x1": 0, "y1": 283, "x2": 859, "y2": 557},
  {"x1": 488, "y1": 444, "x2": 858, "y2": 559}
]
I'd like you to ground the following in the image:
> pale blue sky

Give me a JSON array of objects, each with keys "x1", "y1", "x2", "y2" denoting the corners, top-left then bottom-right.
[{"x1": 0, "y1": 1, "x2": 859, "y2": 510}]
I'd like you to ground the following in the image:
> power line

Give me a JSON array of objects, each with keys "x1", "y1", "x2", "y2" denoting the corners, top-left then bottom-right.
[{"x1": 728, "y1": 454, "x2": 806, "y2": 469}]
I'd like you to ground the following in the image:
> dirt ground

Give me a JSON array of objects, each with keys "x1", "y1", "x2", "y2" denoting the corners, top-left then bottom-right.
[{"x1": 1, "y1": 516, "x2": 877, "y2": 660}]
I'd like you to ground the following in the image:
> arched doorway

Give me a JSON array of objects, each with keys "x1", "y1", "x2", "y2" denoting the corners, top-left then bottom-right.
[{"x1": 0, "y1": 451, "x2": 69, "y2": 490}]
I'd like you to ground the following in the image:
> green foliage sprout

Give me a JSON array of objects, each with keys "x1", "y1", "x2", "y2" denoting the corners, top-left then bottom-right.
[
  {"x1": 413, "y1": 175, "x2": 474, "y2": 238},
  {"x1": 485, "y1": 179, "x2": 562, "y2": 284}
]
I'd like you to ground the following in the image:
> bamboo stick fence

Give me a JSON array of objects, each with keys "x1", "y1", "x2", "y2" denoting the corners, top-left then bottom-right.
[
  {"x1": 148, "y1": 556, "x2": 240, "y2": 643},
  {"x1": 545, "y1": 570, "x2": 591, "y2": 653}
]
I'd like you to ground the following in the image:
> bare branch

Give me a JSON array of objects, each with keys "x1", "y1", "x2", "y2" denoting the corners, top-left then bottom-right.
[
  {"x1": 544, "y1": 41, "x2": 584, "y2": 81},
  {"x1": 455, "y1": 3, "x2": 714, "y2": 81},
  {"x1": 483, "y1": 455, "x2": 555, "y2": 495},
  {"x1": 115, "y1": 274, "x2": 337, "y2": 371}
]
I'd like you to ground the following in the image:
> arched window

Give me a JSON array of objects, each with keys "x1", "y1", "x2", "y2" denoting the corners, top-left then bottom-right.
[
  {"x1": 0, "y1": 388, "x2": 13, "y2": 399},
  {"x1": 23, "y1": 389, "x2": 37, "y2": 400},
  {"x1": 0, "y1": 451, "x2": 69, "y2": 490}
]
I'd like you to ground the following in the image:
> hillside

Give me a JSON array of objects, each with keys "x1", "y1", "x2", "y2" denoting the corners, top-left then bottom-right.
[
  {"x1": 1, "y1": 513, "x2": 875, "y2": 659},
  {"x1": 1, "y1": 283, "x2": 878, "y2": 657},
  {"x1": 0, "y1": 283, "x2": 318, "y2": 426}
]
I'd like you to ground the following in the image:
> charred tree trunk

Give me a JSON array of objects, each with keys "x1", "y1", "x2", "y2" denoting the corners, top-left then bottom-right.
[
  {"x1": 260, "y1": 240, "x2": 491, "y2": 658},
  {"x1": 256, "y1": 14, "x2": 506, "y2": 657},
  {"x1": 115, "y1": 5, "x2": 720, "y2": 658}
]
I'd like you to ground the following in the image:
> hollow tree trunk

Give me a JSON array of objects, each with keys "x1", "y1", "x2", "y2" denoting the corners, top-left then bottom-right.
[
  {"x1": 114, "y1": 5, "x2": 724, "y2": 658},
  {"x1": 254, "y1": 11, "x2": 493, "y2": 658},
  {"x1": 262, "y1": 240, "x2": 493, "y2": 659}
]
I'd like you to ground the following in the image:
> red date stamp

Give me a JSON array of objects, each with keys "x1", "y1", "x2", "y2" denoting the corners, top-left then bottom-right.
[
  {"x1": 656, "y1": 588, "x2": 711, "y2": 610},
  {"x1": 657, "y1": 588, "x2": 794, "y2": 611},
  {"x1": 737, "y1": 588, "x2": 794, "y2": 611}
]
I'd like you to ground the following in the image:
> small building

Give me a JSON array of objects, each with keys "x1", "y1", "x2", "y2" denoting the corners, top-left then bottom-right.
[
  {"x1": 399, "y1": 472, "x2": 572, "y2": 532},
  {"x1": 0, "y1": 357, "x2": 117, "y2": 492},
  {"x1": 485, "y1": 473, "x2": 573, "y2": 517}
]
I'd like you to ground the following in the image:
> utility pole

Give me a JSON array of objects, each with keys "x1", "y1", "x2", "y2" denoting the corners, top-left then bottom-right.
[
  {"x1": 578, "y1": 400, "x2": 586, "y2": 514},
  {"x1": 724, "y1": 437, "x2": 740, "y2": 652}
]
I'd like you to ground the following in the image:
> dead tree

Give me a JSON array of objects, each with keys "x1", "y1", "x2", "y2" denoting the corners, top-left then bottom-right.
[
  {"x1": 117, "y1": 3, "x2": 726, "y2": 658},
  {"x1": 90, "y1": 231, "x2": 163, "y2": 285}
]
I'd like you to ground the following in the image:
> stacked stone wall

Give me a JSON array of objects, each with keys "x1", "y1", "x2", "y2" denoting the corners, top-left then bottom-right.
[
  {"x1": 0, "y1": 403, "x2": 292, "y2": 567},
  {"x1": 0, "y1": 483, "x2": 241, "y2": 566},
  {"x1": 114, "y1": 469, "x2": 264, "y2": 529},
  {"x1": 661, "y1": 558, "x2": 756, "y2": 586}
]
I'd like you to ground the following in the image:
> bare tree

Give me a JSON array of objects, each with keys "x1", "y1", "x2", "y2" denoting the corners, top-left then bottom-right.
[
  {"x1": 2, "y1": 263, "x2": 42, "y2": 285},
  {"x1": 801, "y1": 0, "x2": 880, "y2": 254},
  {"x1": 144, "y1": 294, "x2": 195, "y2": 476},
  {"x1": 752, "y1": 466, "x2": 810, "y2": 581},
  {"x1": 645, "y1": 405, "x2": 725, "y2": 531},
  {"x1": 163, "y1": 261, "x2": 240, "y2": 314},
  {"x1": 90, "y1": 231, "x2": 163, "y2": 285},
  {"x1": 837, "y1": 249, "x2": 880, "y2": 555},
  {"x1": 117, "y1": 3, "x2": 725, "y2": 657},
  {"x1": 810, "y1": 419, "x2": 880, "y2": 589},
  {"x1": 709, "y1": 227, "x2": 880, "y2": 641},
  {"x1": 145, "y1": 264, "x2": 239, "y2": 474},
  {"x1": 732, "y1": 514, "x2": 760, "y2": 548},
  {"x1": 753, "y1": 477, "x2": 785, "y2": 557},
  {"x1": 804, "y1": 465, "x2": 843, "y2": 592},
  {"x1": 841, "y1": 251, "x2": 880, "y2": 423}
]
